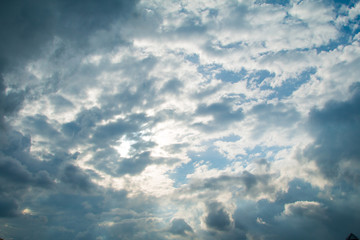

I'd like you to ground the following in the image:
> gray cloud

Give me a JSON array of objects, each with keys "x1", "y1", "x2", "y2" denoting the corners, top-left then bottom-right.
[
  {"x1": 117, "y1": 151, "x2": 151, "y2": 176},
  {"x1": 304, "y1": 83, "x2": 360, "y2": 182},
  {"x1": 205, "y1": 202, "x2": 232, "y2": 231},
  {"x1": 0, "y1": 197, "x2": 18, "y2": 218},
  {"x1": 161, "y1": 78, "x2": 184, "y2": 95},
  {"x1": 194, "y1": 100, "x2": 244, "y2": 132},
  {"x1": 23, "y1": 114, "x2": 60, "y2": 139},
  {"x1": 249, "y1": 102, "x2": 301, "y2": 138},
  {"x1": 182, "y1": 169, "x2": 275, "y2": 201},
  {"x1": 0, "y1": 0, "x2": 138, "y2": 71},
  {"x1": 60, "y1": 164, "x2": 94, "y2": 192},
  {"x1": 169, "y1": 218, "x2": 194, "y2": 236},
  {"x1": 49, "y1": 94, "x2": 74, "y2": 111},
  {"x1": 91, "y1": 119, "x2": 138, "y2": 147}
]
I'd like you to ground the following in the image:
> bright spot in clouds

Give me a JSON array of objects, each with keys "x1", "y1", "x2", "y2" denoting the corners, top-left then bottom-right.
[
  {"x1": 21, "y1": 208, "x2": 33, "y2": 215},
  {"x1": 1, "y1": 0, "x2": 360, "y2": 239}
]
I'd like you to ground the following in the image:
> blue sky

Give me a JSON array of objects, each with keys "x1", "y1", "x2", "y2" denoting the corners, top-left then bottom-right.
[{"x1": 1, "y1": 0, "x2": 360, "y2": 239}]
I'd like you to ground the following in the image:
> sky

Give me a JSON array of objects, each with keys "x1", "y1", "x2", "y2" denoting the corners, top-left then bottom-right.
[{"x1": 1, "y1": 0, "x2": 360, "y2": 239}]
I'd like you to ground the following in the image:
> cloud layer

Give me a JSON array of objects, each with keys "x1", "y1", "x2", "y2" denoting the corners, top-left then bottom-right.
[{"x1": 1, "y1": 0, "x2": 360, "y2": 239}]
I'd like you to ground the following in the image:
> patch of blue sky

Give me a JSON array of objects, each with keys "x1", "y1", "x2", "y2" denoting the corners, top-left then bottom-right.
[
  {"x1": 206, "y1": 8, "x2": 219, "y2": 18},
  {"x1": 215, "y1": 68, "x2": 247, "y2": 83},
  {"x1": 218, "y1": 41, "x2": 247, "y2": 49},
  {"x1": 246, "y1": 70, "x2": 275, "y2": 89},
  {"x1": 316, "y1": 6, "x2": 360, "y2": 53},
  {"x1": 169, "y1": 160, "x2": 195, "y2": 187},
  {"x1": 282, "y1": 12, "x2": 308, "y2": 28},
  {"x1": 188, "y1": 146, "x2": 229, "y2": 170},
  {"x1": 185, "y1": 53, "x2": 200, "y2": 64},
  {"x1": 332, "y1": 0, "x2": 356, "y2": 9},
  {"x1": 314, "y1": 36, "x2": 349, "y2": 54},
  {"x1": 348, "y1": 15, "x2": 360, "y2": 34},
  {"x1": 226, "y1": 93, "x2": 248, "y2": 103},
  {"x1": 254, "y1": 0, "x2": 290, "y2": 6},
  {"x1": 272, "y1": 67, "x2": 316, "y2": 99},
  {"x1": 197, "y1": 63, "x2": 222, "y2": 81},
  {"x1": 314, "y1": 26, "x2": 355, "y2": 54},
  {"x1": 219, "y1": 134, "x2": 241, "y2": 142},
  {"x1": 170, "y1": 143, "x2": 232, "y2": 186}
]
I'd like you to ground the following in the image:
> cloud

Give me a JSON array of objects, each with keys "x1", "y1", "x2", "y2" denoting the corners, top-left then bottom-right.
[
  {"x1": 282, "y1": 201, "x2": 326, "y2": 218},
  {"x1": 304, "y1": 83, "x2": 360, "y2": 182},
  {"x1": 204, "y1": 202, "x2": 232, "y2": 231},
  {"x1": 91, "y1": 118, "x2": 138, "y2": 147},
  {"x1": 0, "y1": 197, "x2": 19, "y2": 218},
  {"x1": 1, "y1": 0, "x2": 360, "y2": 239},
  {"x1": 193, "y1": 100, "x2": 244, "y2": 132},
  {"x1": 249, "y1": 102, "x2": 301, "y2": 138},
  {"x1": 169, "y1": 218, "x2": 193, "y2": 236},
  {"x1": 117, "y1": 151, "x2": 152, "y2": 176},
  {"x1": 60, "y1": 164, "x2": 94, "y2": 192}
]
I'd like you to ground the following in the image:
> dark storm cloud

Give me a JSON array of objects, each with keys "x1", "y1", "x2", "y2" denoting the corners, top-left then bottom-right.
[
  {"x1": 0, "y1": 153, "x2": 54, "y2": 189},
  {"x1": 0, "y1": 197, "x2": 18, "y2": 218},
  {"x1": 0, "y1": 0, "x2": 139, "y2": 70},
  {"x1": 227, "y1": 179, "x2": 360, "y2": 240},
  {"x1": 55, "y1": 0, "x2": 138, "y2": 45},
  {"x1": 304, "y1": 83, "x2": 360, "y2": 181},
  {"x1": 0, "y1": 146, "x2": 54, "y2": 218},
  {"x1": 0, "y1": 188, "x2": 165, "y2": 240},
  {"x1": 205, "y1": 202, "x2": 232, "y2": 231},
  {"x1": 169, "y1": 218, "x2": 194, "y2": 236},
  {"x1": 0, "y1": 0, "x2": 54, "y2": 69},
  {"x1": 186, "y1": 170, "x2": 274, "y2": 197},
  {"x1": 0, "y1": 0, "x2": 142, "y2": 238},
  {"x1": 0, "y1": 154, "x2": 32, "y2": 184},
  {"x1": 107, "y1": 220, "x2": 167, "y2": 240},
  {"x1": 60, "y1": 164, "x2": 94, "y2": 192}
]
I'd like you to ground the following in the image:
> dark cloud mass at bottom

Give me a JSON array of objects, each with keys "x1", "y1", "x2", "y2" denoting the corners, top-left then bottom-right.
[{"x1": 1, "y1": 0, "x2": 360, "y2": 239}]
